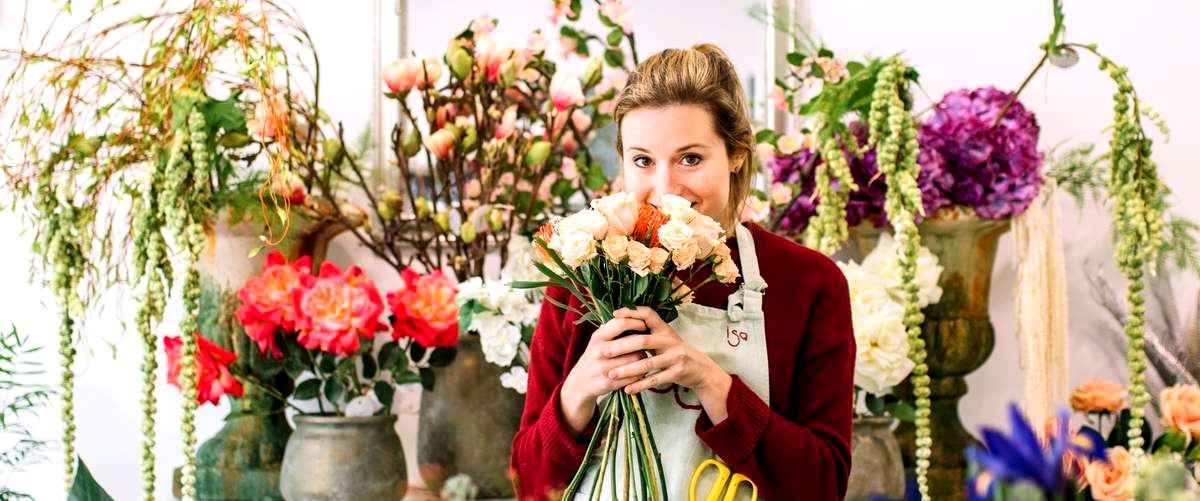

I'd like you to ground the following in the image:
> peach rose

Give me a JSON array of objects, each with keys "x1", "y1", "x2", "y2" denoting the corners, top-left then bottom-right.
[
  {"x1": 294, "y1": 261, "x2": 386, "y2": 356},
  {"x1": 1161, "y1": 384, "x2": 1200, "y2": 438},
  {"x1": 1085, "y1": 446, "x2": 1133, "y2": 501},
  {"x1": 601, "y1": 234, "x2": 629, "y2": 263},
  {"x1": 626, "y1": 240, "x2": 651, "y2": 276},
  {"x1": 387, "y1": 268, "x2": 459, "y2": 348},
  {"x1": 648, "y1": 247, "x2": 669, "y2": 274},
  {"x1": 670, "y1": 241, "x2": 699, "y2": 270},
  {"x1": 1070, "y1": 379, "x2": 1126, "y2": 414}
]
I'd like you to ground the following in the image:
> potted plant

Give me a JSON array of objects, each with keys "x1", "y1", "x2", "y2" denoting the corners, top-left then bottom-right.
[{"x1": 0, "y1": 2, "x2": 341, "y2": 497}]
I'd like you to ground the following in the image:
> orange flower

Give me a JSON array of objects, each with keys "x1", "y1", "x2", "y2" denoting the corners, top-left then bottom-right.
[
  {"x1": 533, "y1": 222, "x2": 555, "y2": 265},
  {"x1": 1070, "y1": 379, "x2": 1126, "y2": 414},
  {"x1": 1085, "y1": 446, "x2": 1133, "y2": 501},
  {"x1": 387, "y1": 269, "x2": 459, "y2": 348},
  {"x1": 1160, "y1": 384, "x2": 1200, "y2": 438},
  {"x1": 235, "y1": 251, "x2": 312, "y2": 358},
  {"x1": 632, "y1": 203, "x2": 669, "y2": 248},
  {"x1": 294, "y1": 261, "x2": 386, "y2": 356}
]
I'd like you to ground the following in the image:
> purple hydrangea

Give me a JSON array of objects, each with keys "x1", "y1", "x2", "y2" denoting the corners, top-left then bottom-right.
[
  {"x1": 769, "y1": 123, "x2": 949, "y2": 234},
  {"x1": 919, "y1": 86, "x2": 1044, "y2": 219}
]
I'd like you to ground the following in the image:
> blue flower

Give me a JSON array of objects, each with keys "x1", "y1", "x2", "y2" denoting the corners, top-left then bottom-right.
[{"x1": 966, "y1": 403, "x2": 1108, "y2": 497}]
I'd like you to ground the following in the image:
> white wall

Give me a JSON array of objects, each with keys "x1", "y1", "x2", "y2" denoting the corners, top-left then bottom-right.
[{"x1": 2, "y1": 1, "x2": 1198, "y2": 499}]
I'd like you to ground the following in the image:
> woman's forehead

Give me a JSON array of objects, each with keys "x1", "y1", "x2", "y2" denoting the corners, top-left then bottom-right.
[{"x1": 620, "y1": 104, "x2": 721, "y2": 152}]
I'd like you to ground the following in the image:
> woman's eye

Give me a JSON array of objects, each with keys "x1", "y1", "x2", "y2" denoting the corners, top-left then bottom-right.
[
  {"x1": 633, "y1": 155, "x2": 652, "y2": 168},
  {"x1": 680, "y1": 154, "x2": 702, "y2": 167}
]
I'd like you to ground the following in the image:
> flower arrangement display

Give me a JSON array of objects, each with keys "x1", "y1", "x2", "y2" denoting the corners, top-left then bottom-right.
[
  {"x1": 840, "y1": 233, "x2": 943, "y2": 415},
  {"x1": 1, "y1": 2, "x2": 330, "y2": 497},
  {"x1": 512, "y1": 192, "x2": 739, "y2": 499},
  {"x1": 166, "y1": 251, "x2": 465, "y2": 418},
  {"x1": 966, "y1": 380, "x2": 1200, "y2": 500},
  {"x1": 455, "y1": 276, "x2": 542, "y2": 394}
]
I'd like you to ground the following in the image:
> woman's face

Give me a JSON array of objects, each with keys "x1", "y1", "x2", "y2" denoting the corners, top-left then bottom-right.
[{"x1": 619, "y1": 104, "x2": 736, "y2": 223}]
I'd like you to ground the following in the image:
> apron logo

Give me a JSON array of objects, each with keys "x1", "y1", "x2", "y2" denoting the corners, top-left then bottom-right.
[
  {"x1": 648, "y1": 384, "x2": 703, "y2": 411},
  {"x1": 727, "y1": 328, "x2": 749, "y2": 347}
]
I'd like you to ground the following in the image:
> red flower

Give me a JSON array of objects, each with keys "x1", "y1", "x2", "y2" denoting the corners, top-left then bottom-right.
[
  {"x1": 235, "y1": 250, "x2": 312, "y2": 358},
  {"x1": 294, "y1": 261, "x2": 386, "y2": 356},
  {"x1": 387, "y1": 268, "x2": 459, "y2": 348},
  {"x1": 164, "y1": 335, "x2": 245, "y2": 405},
  {"x1": 632, "y1": 203, "x2": 669, "y2": 248}
]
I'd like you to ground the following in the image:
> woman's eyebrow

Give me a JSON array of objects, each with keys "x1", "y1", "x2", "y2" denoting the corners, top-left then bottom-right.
[{"x1": 674, "y1": 143, "x2": 709, "y2": 152}]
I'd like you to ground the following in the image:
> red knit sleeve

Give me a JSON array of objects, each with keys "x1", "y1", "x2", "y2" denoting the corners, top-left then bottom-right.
[
  {"x1": 694, "y1": 260, "x2": 856, "y2": 500},
  {"x1": 510, "y1": 286, "x2": 593, "y2": 500}
]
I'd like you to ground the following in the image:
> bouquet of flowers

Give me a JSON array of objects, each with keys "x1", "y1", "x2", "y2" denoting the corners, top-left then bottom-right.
[{"x1": 512, "y1": 192, "x2": 739, "y2": 499}]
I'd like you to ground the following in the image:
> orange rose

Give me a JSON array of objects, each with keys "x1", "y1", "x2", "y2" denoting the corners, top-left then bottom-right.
[
  {"x1": 387, "y1": 268, "x2": 459, "y2": 348},
  {"x1": 294, "y1": 261, "x2": 386, "y2": 356},
  {"x1": 235, "y1": 251, "x2": 312, "y2": 358},
  {"x1": 1085, "y1": 446, "x2": 1133, "y2": 501},
  {"x1": 1160, "y1": 384, "x2": 1200, "y2": 438},
  {"x1": 1070, "y1": 379, "x2": 1126, "y2": 414}
]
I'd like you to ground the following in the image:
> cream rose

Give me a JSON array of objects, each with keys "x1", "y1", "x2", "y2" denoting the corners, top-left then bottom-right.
[
  {"x1": 590, "y1": 191, "x2": 638, "y2": 236},
  {"x1": 657, "y1": 219, "x2": 694, "y2": 252},
  {"x1": 558, "y1": 208, "x2": 609, "y2": 240},
  {"x1": 626, "y1": 240, "x2": 651, "y2": 276},
  {"x1": 1085, "y1": 446, "x2": 1133, "y2": 501},
  {"x1": 658, "y1": 193, "x2": 697, "y2": 222},
  {"x1": 601, "y1": 234, "x2": 630, "y2": 263},
  {"x1": 648, "y1": 247, "x2": 669, "y2": 274},
  {"x1": 549, "y1": 229, "x2": 597, "y2": 268},
  {"x1": 688, "y1": 214, "x2": 724, "y2": 259},
  {"x1": 1161, "y1": 384, "x2": 1200, "y2": 438}
]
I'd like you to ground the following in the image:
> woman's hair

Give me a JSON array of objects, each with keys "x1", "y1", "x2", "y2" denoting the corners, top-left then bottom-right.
[{"x1": 613, "y1": 43, "x2": 757, "y2": 228}]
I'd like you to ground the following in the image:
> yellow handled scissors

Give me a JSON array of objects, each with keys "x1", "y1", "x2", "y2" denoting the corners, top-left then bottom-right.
[{"x1": 688, "y1": 457, "x2": 758, "y2": 501}]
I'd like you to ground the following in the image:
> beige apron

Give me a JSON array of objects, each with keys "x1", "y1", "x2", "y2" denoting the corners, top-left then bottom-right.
[{"x1": 573, "y1": 224, "x2": 770, "y2": 500}]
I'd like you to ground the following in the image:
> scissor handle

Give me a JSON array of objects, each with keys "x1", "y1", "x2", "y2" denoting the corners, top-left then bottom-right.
[
  {"x1": 722, "y1": 473, "x2": 758, "y2": 501},
  {"x1": 689, "y1": 459, "x2": 731, "y2": 501}
]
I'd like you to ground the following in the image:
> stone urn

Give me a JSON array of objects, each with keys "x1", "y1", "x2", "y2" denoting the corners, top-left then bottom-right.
[
  {"x1": 281, "y1": 414, "x2": 408, "y2": 500},
  {"x1": 417, "y1": 336, "x2": 524, "y2": 498},
  {"x1": 846, "y1": 416, "x2": 906, "y2": 501},
  {"x1": 849, "y1": 207, "x2": 1010, "y2": 500}
]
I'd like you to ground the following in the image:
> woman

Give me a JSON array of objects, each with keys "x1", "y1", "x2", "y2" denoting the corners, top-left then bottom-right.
[{"x1": 510, "y1": 44, "x2": 855, "y2": 500}]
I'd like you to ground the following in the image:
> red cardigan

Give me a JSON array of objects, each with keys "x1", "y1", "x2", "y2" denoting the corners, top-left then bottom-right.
[{"x1": 509, "y1": 223, "x2": 855, "y2": 500}]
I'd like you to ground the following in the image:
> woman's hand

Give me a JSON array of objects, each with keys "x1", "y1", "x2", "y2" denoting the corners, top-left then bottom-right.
[
  {"x1": 559, "y1": 316, "x2": 649, "y2": 435},
  {"x1": 604, "y1": 307, "x2": 733, "y2": 424}
]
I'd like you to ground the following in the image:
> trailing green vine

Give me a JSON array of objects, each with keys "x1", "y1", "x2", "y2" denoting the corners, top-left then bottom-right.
[
  {"x1": 1004, "y1": 0, "x2": 1177, "y2": 458},
  {"x1": 803, "y1": 132, "x2": 858, "y2": 254},
  {"x1": 868, "y1": 56, "x2": 932, "y2": 498}
]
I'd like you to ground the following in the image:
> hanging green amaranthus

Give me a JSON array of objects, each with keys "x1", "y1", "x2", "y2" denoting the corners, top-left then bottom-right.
[
  {"x1": 803, "y1": 132, "x2": 857, "y2": 255},
  {"x1": 868, "y1": 56, "x2": 932, "y2": 498}
]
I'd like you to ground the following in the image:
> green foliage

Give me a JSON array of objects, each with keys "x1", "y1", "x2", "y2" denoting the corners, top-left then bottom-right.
[{"x1": 0, "y1": 326, "x2": 51, "y2": 501}]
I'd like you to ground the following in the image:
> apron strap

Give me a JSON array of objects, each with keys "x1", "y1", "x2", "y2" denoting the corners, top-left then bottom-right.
[{"x1": 726, "y1": 224, "x2": 767, "y2": 322}]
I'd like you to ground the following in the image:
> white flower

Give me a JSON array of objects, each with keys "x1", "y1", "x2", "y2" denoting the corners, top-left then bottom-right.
[
  {"x1": 776, "y1": 132, "x2": 804, "y2": 155},
  {"x1": 549, "y1": 228, "x2": 597, "y2": 268},
  {"x1": 501, "y1": 236, "x2": 547, "y2": 284},
  {"x1": 852, "y1": 298, "x2": 913, "y2": 394},
  {"x1": 657, "y1": 219, "x2": 694, "y2": 252},
  {"x1": 861, "y1": 232, "x2": 944, "y2": 308},
  {"x1": 658, "y1": 194, "x2": 697, "y2": 222},
  {"x1": 455, "y1": 277, "x2": 488, "y2": 307},
  {"x1": 839, "y1": 259, "x2": 916, "y2": 395},
  {"x1": 558, "y1": 209, "x2": 609, "y2": 240},
  {"x1": 480, "y1": 322, "x2": 522, "y2": 366},
  {"x1": 440, "y1": 473, "x2": 479, "y2": 501},
  {"x1": 741, "y1": 195, "x2": 770, "y2": 223},
  {"x1": 497, "y1": 289, "x2": 538, "y2": 325},
  {"x1": 590, "y1": 191, "x2": 639, "y2": 236},
  {"x1": 469, "y1": 311, "x2": 507, "y2": 337},
  {"x1": 771, "y1": 183, "x2": 793, "y2": 205},
  {"x1": 500, "y1": 366, "x2": 529, "y2": 394}
]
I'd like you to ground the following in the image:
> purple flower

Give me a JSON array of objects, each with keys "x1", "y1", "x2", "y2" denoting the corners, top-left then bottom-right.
[
  {"x1": 768, "y1": 123, "x2": 948, "y2": 234},
  {"x1": 919, "y1": 86, "x2": 1044, "y2": 219}
]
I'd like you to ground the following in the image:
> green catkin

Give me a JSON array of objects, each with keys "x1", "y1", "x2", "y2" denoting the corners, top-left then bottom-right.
[
  {"x1": 869, "y1": 57, "x2": 933, "y2": 499},
  {"x1": 1101, "y1": 56, "x2": 1166, "y2": 458},
  {"x1": 804, "y1": 132, "x2": 859, "y2": 254}
]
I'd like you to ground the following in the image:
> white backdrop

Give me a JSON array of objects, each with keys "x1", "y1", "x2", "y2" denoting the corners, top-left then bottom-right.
[{"x1": 2, "y1": 1, "x2": 1197, "y2": 499}]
